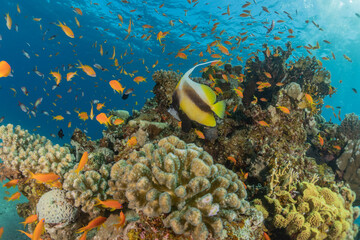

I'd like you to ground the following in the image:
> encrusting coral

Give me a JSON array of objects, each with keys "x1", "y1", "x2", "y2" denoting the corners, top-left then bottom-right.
[{"x1": 108, "y1": 135, "x2": 261, "y2": 240}]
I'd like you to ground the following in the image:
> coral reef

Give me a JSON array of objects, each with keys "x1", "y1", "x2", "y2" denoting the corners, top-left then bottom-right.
[
  {"x1": 108, "y1": 135, "x2": 260, "y2": 240},
  {"x1": 2, "y1": 41, "x2": 359, "y2": 240}
]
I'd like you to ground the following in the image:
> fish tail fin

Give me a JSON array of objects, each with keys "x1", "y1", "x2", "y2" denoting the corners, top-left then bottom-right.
[
  {"x1": 25, "y1": 171, "x2": 34, "y2": 183},
  {"x1": 211, "y1": 100, "x2": 226, "y2": 119},
  {"x1": 3, "y1": 196, "x2": 9, "y2": 201},
  {"x1": 74, "y1": 167, "x2": 80, "y2": 175},
  {"x1": 94, "y1": 197, "x2": 102, "y2": 206}
]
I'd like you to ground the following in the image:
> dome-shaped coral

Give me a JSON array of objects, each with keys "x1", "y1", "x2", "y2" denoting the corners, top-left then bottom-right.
[
  {"x1": 36, "y1": 190, "x2": 77, "y2": 226},
  {"x1": 108, "y1": 135, "x2": 249, "y2": 240}
]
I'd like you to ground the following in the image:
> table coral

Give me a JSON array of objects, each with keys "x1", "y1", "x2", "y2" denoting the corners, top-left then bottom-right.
[
  {"x1": 0, "y1": 124, "x2": 74, "y2": 176},
  {"x1": 254, "y1": 181, "x2": 358, "y2": 240},
  {"x1": 108, "y1": 135, "x2": 257, "y2": 240}
]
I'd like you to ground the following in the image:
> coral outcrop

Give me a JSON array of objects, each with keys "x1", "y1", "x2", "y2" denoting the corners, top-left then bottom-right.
[
  {"x1": 254, "y1": 181, "x2": 359, "y2": 240},
  {"x1": 108, "y1": 135, "x2": 259, "y2": 240},
  {"x1": 36, "y1": 189, "x2": 78, "y2": 225},
  {"x1": 336, "y1": 139, "x2": 360, "y2": 204},
  {"x1": 337, "y1": 113, "x2": 360, "y2": 141},
  {"x1": 0, "y1": 124, "x2": 74, "y2": 176},
  {"x1": 63, "y1": 164, "x2": 111, "y2": 216}
]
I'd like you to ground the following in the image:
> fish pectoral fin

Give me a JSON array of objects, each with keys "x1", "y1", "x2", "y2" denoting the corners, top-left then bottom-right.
[
  {"x1": 211, "y1": 100, "x2": 226, "y2": 119},
  {"x1": 200, "y1": 84, "x2": 217, "y2": 104}
]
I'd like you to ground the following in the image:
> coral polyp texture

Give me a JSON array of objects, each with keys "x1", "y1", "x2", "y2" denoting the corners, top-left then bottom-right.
[
  {"x1": 108, "y1": 135, "x2": 254, "y2": 240},
  {"x1": 0, "y1": 124, "x2": 74, "y2": 176},
  {"x1": 254, "y1": 181, "x2": 359, "y2": 240},
  {"x1": 62, "y1": 164, "x2": 111, "y2": 215},
  {"x1": 36, "y1": 189, "x2": 78, "y2": 225}
]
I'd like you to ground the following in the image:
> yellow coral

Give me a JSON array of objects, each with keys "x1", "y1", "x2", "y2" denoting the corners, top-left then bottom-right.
[{"x1": 306, "y1": 211, "x2": 323, "y2": 228}]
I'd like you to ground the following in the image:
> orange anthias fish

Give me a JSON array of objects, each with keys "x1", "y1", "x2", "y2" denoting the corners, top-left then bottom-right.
[
  {"x1": 96, "y1": 103, "x2": 105, "y2": 111},
  {"x1": 96, "y1": 113, "x2": 112, "y2": 126},
  {"x1": 0, "y1": 61, "x2": 11, "y2": 78},
  {"x1": 29, "y1": 172, "x2": 60, "y2": 183},
  {"x1": 90, "y1": 103, "x2": 94, "y2": 120},
  {"x1": 76, "y1": 216, "x2": 107, "y2": 233},
  {"x1": 66, "y1": 71, "x2": 77, "y2": 81},
  {"x1": 109, "y1": 80, "x2": 125, "y2": 94},
  {"x1": 113, "y1": 118, "x2": 124, "y2": 125},
  {"x1": 4, "y1": 192, "x2": 21, "y2": 201},
  {"x1": 318, "y1": 134, "x2": 324, "y2": 146},
  {"x1": 17, "y1": 230, "x2": 35, "y2": 239},
  {"x1": 127, "y1": 136, "x2": 137, "y2": 147},
  {"x1": 77, "y1": 61, "x2": 96, "y2": 77},
  {"x1": 114, "y1": 211, "x2": 126, "y2": 229},
  {"x1": 194, "y1": 129, "x2": 205, "y2": 139},
  {"x1": 175, "y1": 52, "x2": 187, "y2": 59},
  {"x1": 277, "y1": 106, "x2": 290, "y2": 114},
  {"x1": 333, "y1": 145, "x2": 341, "y2": 150},
  {"x1": 50, "y1": 70, "x2": 62, "y2": 85},
  {"x1": 32, "y1": 218, "x2": 45, "y2": 240},
  {"x1": 94, "y1": 198, "x2": 123, "y2": 211},
  {"x1": 21, "y1": 214, "x2": 38, "y2": 227},
  {"x1": 5, "y1": 13, "x2": 12, "y2": 30},
  {"x1": 304, "y1": 93, "x2": 313, "y2": 105},
  {"x1": 227, "y1": 156, "x2": 236, "y2": 164},
  {"x1": 75, "y1": 152, "x2": 88, "y2": 175},
  {"x1": 0, "y1": 227, "x2": 3, "y2": 238},
  {"x1": 56, "y1": 21, "x2": 74, "y2": 38},
  {"x1": 78, "y1": 112, "x2": 88, "y2": 121},
  {"x1": 258, "y1": 121, "x2": 269, "y2": 127},
  {"x1": 3, "y1": 179, "x2": 19, "y2": 188},
  {"x1": 53, "y1": 115, "x2": 64, "y2": 121},
  {"x1": 133, "y1": 76, "x2": 146, "y2": 84}
]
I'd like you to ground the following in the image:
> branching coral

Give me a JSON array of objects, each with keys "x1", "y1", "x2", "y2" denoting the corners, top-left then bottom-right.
[{"x1": 108, "y1": 135, "x2": 254, "y2": 240}]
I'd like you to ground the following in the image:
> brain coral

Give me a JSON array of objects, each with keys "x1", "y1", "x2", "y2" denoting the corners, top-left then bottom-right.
[
  {"x1": 254, "y1": 182, "x2": 358, "y2": 240},
  {"x1": 36, "y1": 189, "x2": 77, "y2": 226},
  {"x1": 108, "y1": 135, "x2": 249, "y2": 240},
  {"x1": 0, "y1": 124, "x2": 74, "y2": 176}
]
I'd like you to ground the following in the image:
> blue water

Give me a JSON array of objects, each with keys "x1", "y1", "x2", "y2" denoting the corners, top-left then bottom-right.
[{"x1": 1, "y1": 0, "x2": 360, "y2": 238}]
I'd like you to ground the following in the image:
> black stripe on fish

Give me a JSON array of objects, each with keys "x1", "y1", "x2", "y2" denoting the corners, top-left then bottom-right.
[{"x1": 183, "y1": 82, "x2": 212, "y2": 113}]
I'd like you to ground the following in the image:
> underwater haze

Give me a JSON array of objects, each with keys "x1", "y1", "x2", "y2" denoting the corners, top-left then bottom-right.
[{"x1": 1, "y1": 0, "x2": 360, "y2": 239}]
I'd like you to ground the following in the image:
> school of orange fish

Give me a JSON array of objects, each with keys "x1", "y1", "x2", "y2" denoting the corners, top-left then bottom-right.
[{"x1": 0, "y1": 0, "x2": 355, "y2": 239}]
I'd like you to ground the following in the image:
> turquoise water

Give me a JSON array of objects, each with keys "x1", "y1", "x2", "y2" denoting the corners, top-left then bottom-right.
[{"x1": 1, "y1": 0, "x2": 360, "y2": 239}]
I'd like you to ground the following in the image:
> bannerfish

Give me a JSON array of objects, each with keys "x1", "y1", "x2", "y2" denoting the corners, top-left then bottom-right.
[{"x1": 171, "y1": 60, "x2": 225, "y2": 132}]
